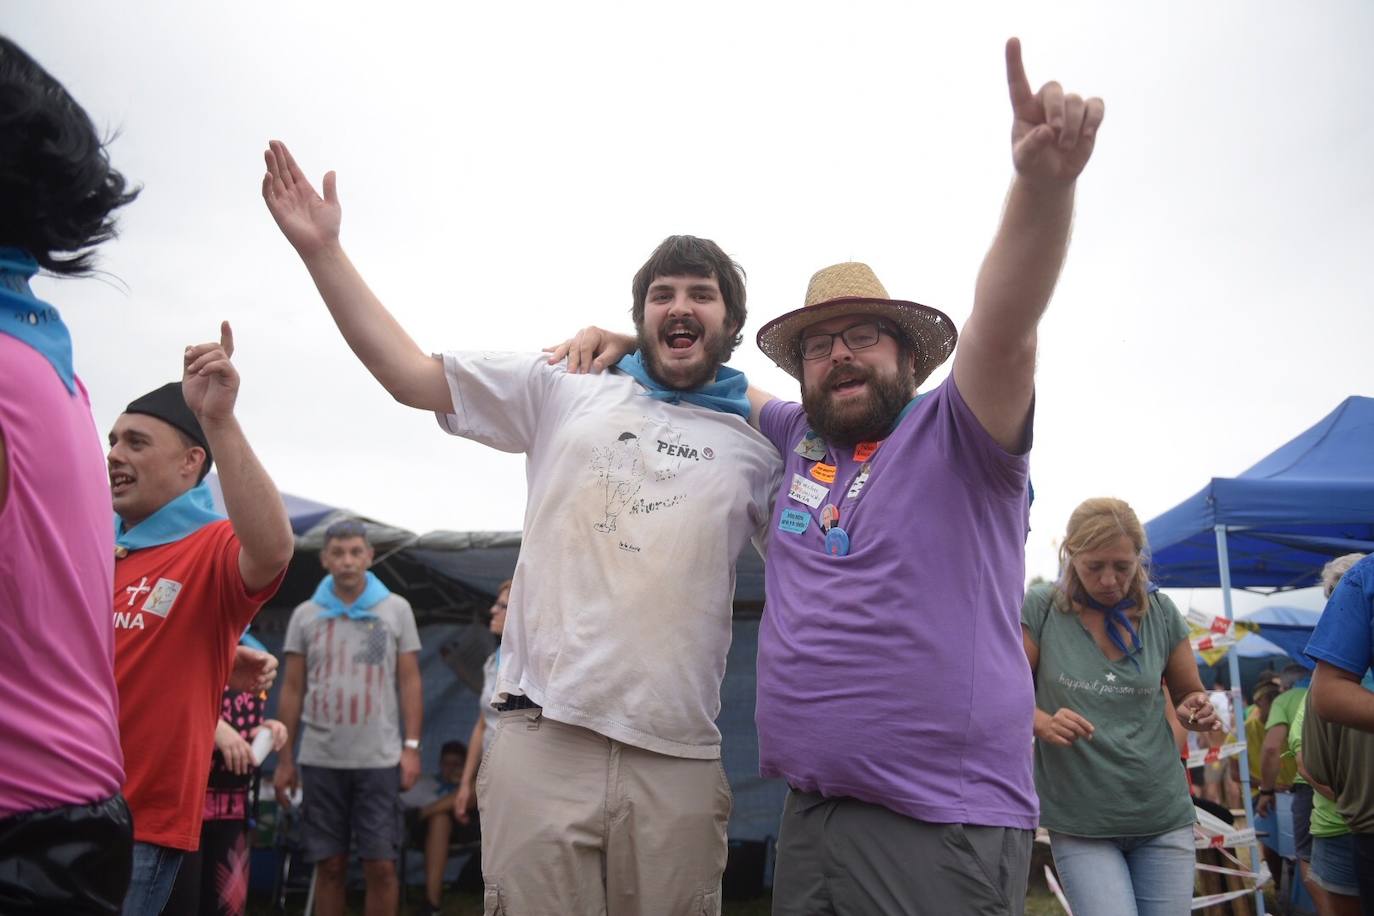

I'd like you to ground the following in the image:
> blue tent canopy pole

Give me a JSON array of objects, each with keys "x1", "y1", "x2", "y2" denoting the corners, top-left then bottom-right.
[{"x1": 1216, "y1": 525, "x2": 1266, "y2": 914}]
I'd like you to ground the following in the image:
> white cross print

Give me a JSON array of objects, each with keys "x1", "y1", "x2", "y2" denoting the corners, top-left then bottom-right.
[{"x1": 125, "y1": 576, "x2": 152, "y2": 608}]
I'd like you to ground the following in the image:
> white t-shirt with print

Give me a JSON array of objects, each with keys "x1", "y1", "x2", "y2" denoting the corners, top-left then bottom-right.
[{"x1": 436, "y1": 351, "x2": 780, "y2": 759}]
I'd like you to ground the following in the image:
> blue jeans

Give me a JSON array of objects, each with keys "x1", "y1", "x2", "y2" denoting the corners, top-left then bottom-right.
[
  {"x1": 1050, "y1": 826, "x2": 1195, "y2": 916},
  {"x1": 121, "y1": 842, "x2": 183, "y2": 916}
]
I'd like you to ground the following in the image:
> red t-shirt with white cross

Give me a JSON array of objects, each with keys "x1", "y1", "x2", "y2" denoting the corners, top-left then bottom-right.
[{"x1": 113, "y1": 519, "x2": 284, "y2": 849}]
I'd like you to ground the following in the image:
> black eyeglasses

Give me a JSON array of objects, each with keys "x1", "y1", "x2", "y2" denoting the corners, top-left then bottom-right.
[{"x1": 800, "y1": 321, "x2": 895, "y2": 361}]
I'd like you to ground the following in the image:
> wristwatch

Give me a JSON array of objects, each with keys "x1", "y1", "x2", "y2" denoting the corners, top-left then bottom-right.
[{"x1": 403, "y1": 739, "x2": 421, "y2": 751}]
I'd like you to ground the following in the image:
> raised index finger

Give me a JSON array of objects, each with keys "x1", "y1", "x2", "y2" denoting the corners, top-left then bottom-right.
[
  {"x1": 1005, "y1": 37, "x2": 1034, "y2": 109},
  {"x1": 219, "y1": 320, "x2": 234, "y2": 358}
]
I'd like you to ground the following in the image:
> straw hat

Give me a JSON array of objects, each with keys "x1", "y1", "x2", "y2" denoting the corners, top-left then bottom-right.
[{"x1": 756, "y1": 262, "x2": 957, "y2": 383}]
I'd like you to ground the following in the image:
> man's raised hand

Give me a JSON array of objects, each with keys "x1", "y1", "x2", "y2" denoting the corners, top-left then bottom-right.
[
  {"x1": 183, "y1": 321, "x2": 240, "y2": 425},
  {"x1": 1005, "y1": 37, "x2": 1104, "y2": 185},
  {"x1": 262, "y1": 140, "x2": 341, "y2": 257}
]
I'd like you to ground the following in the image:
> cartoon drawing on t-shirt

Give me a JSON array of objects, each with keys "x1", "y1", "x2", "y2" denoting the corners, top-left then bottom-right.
[{"x1": 591, "y1": 431, "x2": 646, "y2": 533}]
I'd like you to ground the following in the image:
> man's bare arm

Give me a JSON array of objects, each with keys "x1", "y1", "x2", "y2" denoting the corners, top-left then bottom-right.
[
  {"x1": 1311, "y1": 661, "x2": 1374, "y2": 732},
  {"x1": 262, "y1": 141, "x2": 451, "y2": 413},
  {"x1": 183, "y1": 323, "x2": 293, "y2": 592},
  {"x1": 952, "y1": 38, "x2": 1104, "y2": 452}
]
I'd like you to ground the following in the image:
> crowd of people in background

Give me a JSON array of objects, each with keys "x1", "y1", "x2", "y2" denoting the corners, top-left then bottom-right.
[{"x1": 2, "y1": 25, "x2": 1373, "y2": 916}]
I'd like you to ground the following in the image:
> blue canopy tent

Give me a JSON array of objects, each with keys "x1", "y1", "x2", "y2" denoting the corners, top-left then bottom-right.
[
  {"x1": 1146, "y1": 396, "x2": 1374, "y2": 591},
  {"x1": 1145, "y1": 397, "x2": 1374, "y2": 907},
  {"x1": 1197, "y1": 606, "x2": 1323, "y2": 693},
  {"x1": 1237, "y1": 605, "x2": 1322, "y2": 670}
]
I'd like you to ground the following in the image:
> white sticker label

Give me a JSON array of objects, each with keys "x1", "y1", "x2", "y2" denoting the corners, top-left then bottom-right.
[
  {"x1": 846, "y1": 470, "x2": 870, "y2": 500},
  {"x1": 788, "y1": 473, "x2": 828, "y2": 508},
  {"x1": 141, "y1": 578, "x2": 184, "y2": 618}
]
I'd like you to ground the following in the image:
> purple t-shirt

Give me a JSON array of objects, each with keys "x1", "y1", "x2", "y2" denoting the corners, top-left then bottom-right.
[{"x1": 756, "y1": 377, "x2": 1038, "y2": 829}]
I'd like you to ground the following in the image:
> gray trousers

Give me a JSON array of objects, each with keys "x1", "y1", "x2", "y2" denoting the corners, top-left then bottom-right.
[{"x1": 772, "y1": 790, "x2": 1033, "y2": 916}]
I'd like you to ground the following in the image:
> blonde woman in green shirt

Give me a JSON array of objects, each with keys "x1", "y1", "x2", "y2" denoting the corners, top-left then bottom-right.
[{"x1": 1022, "y1": 498, "x2": 1220, "y2": 916}]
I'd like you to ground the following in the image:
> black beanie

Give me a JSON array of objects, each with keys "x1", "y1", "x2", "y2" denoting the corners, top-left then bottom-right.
[{"x1": 124, "y1": 382, "x2": 214, "y2": 474}]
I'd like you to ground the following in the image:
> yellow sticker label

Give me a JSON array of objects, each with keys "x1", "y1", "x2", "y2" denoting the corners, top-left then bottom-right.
[{"x1": 810, "y1": 462, "x2": 837, "y2": 484}]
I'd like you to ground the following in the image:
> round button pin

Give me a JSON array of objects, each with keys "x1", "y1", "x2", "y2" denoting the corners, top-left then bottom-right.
[{"x1": 824, "y1": 527, "x2": 850, "y2": 557}]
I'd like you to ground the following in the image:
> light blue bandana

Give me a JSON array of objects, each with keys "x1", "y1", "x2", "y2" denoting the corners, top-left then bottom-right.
[
  {"x1": 0, "y1": 247, "x2": 75, "y2": 394},
  {"x1": 114, "y1": 481, "x2": 225, "y2": 551},
  {"x1": 615, "y1": 353, "x2": 750, "y2": 419},
  {"x1": 313, "y1": 571, "x2": 391, "y2": 621}
]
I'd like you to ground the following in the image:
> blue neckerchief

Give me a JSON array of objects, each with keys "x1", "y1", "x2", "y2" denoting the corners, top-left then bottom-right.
[
  {"x1": 313, "y1": 571, "x2": 391, "y2": 621},
  {"x1": 614, "y1": 353, "x2": 750, "y2": 420},
  {"x1": 0, "y1": 247, "x2": 76, "y2": 394},
  {"x1": 1078, "y1": 590, "x2": 1147, "y2": 670},
  {"x1": 114, "y1": 480, "x2": 225, "y2": 551},
  {"x1": 239, "y1": 630, "x2": 269, "y2": 652}
]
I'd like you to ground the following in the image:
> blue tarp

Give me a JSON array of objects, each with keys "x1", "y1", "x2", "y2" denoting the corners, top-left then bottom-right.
[
  {"x1": 1146, "y1": 397, "x2": 1374, "y2": 589},
  {"x1": 206, "y1": 473, "x2": 336, "y2": 535},
  {"x1": 1239, "y1": 607, "x2": 1321, "y2": 670}
]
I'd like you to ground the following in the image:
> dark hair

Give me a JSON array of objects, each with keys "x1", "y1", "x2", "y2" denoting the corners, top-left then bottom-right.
[
  {"x1": 630, "y1": 235, "x2": 746, "y2": 350},
  {"x1": 0, "y1": 36, "x2": 139, "y2": 276},
  {"x1": 171, "y1": 428, "x2": 212, "y2": 484},
  {"x1": 322, "y1": 518, "x2": 370, "y2": 547},
  {"x1": 1278, "y1": 663, "x2": 1308, "y2": 691},
  {"x1": 440, "y1": 740, "x2": 467, "y2": 759}
]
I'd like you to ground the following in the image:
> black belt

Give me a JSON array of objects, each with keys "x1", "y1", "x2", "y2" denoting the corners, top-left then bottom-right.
[{"x1": 494, "y1": 695, "x2": 540, "y2": 712}]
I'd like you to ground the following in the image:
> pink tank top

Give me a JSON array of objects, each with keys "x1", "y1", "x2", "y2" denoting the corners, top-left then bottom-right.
[{"x1": 0, "y1": 335, "x2": 124, "y2": 816}]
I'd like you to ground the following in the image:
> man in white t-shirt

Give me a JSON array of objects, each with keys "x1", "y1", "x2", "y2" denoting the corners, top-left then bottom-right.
[{"x1": 263, "y1": 142, "x2": 780, "y2": 916}]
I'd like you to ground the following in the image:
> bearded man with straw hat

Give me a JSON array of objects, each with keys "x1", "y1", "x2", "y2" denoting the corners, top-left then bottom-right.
[
  {"x1": 553, "y1": 36, "x2": 1105, "y2": 914},
  {"x1": 749, "y1": 38, "x2": 1103, "y2": 914}
]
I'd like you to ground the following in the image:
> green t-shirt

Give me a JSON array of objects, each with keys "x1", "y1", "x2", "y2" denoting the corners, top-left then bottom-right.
[
  {"x1": 1290, "y1": 702, "x2": 1348, "y2": 838},
  {"x1": 1301, "y1": 677, "x2": 1374, "y2": 834},
  {"x1": 1267, "y1": 687, "x2": 1309, "y2": 786},
  {"x1": 1022, "y1": 584, "x2": 1196, "y2": 838}
]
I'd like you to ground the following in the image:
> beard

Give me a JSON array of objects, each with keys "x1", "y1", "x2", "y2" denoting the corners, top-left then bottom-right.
[
  {"x1": 636, "y1": 318, "x2": 735, "y2": 390},
  {"x1": 802, "y1": 362, "x2": 914, "y2": 447}
]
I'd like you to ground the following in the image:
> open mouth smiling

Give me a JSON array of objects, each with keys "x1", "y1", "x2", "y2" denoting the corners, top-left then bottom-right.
[
  {"x1": 663, "y1": 322, "x2": 701, "y2": 353},
  {"x1": 826, "y1": 368, "x2": 870, "y2": 395}
]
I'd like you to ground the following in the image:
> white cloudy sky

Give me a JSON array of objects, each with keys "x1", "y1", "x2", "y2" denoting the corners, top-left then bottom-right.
[{"x1": 11, "y1": 2, "x2": 1372, "y2": 615}]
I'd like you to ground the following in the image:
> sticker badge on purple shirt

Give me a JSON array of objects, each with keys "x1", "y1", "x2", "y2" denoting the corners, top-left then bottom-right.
[
  {"x1": 794, "y1": 430, "x2": 827, "y2": 461},
  {"x1": 779, "y1": 508, "x2": 811, "y2": 534},
  {"x1": 788, "y1": 473, "x2": 828, "y2": 509}
]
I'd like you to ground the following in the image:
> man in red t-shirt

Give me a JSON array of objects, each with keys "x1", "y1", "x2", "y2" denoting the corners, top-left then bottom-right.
[{"x1": 108, "y1": 324, "x2": 294, "y2": 916}]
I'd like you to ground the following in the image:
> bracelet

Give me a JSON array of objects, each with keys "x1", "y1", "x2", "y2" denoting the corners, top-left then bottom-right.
[{"x1": 1258, "y1": 789, "x2": 1276, "y2": 796}]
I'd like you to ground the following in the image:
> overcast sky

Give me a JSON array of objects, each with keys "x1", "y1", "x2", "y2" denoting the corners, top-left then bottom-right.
[{"x1": 11, "y1": 2, "x2": 1371, "y2": 616}]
